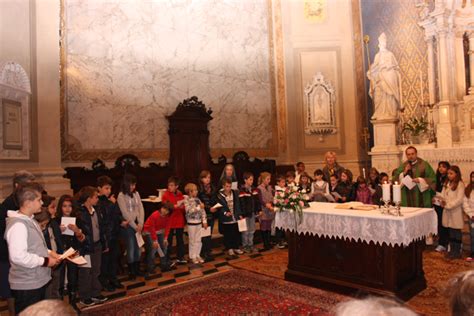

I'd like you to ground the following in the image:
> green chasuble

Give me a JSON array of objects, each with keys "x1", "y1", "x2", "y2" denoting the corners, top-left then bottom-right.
[{"x1": 393, "y1": 158, "x2": 436, "y2": 208}]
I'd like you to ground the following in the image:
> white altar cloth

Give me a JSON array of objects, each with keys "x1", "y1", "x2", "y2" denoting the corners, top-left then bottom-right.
[{"x1": 275, "y1": 202, "x2": 437, "y2": 247}]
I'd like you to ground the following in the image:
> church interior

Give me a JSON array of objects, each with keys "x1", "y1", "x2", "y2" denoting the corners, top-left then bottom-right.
[{"x1": 1, "y1": 0, "x2": 474, "y2": 315}]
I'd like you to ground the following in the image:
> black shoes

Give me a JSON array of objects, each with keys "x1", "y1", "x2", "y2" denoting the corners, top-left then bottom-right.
[
  {"x1": 92, "y1": 295, "x2": 108, "y2": 303},
  {"x1": 111, "y1": 279, "x2": 124, "y2": 289}
]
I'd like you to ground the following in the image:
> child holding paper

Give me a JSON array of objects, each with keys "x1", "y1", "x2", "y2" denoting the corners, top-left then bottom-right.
[
  {"x1": 239, "y1": 172, "x2": 260, "y2": 253},
  {"x1": 117, "y1": 174, "x2": 145, "y2": 278},
  {"x1": 183, "y1": 183, "x2": 207, "y2": 264},
  {"x1": 97, "y1": 176, "x2": 125, "y2": 291},
  {"x1": 5, "y1": 183, "x2": 60, "y2": 314},
  {"x1": 162, "y1": 176, "x2": 187, "y2": 264},
  {"x1": 216, "y1": 178, "x2": 243, "y2": 257},
  {"x1": 33, "y1": 207, "x2": 65, "y2": 300},
  {"x1": 298, "y1": 172, "x2": 312, "y2": 195},
  {"x1": 198, "y1": 170, "x2": 218, "y2": 262},
  {"x1": 76, "y1": 186, "x2": 108, "y2": 306},
  {"x1": 143, "y1": 202, "x2": 173, "y2": 273},
  {"x1": 56, "y1": 194, "x2": 84, "y2": 310},
  {"x1": 434, "y1": 161, "x2": 450, "y2": 252},
  {"x1": 441, "y1": 166, "x2": 465, "y2": 260},
  {"x1": 257, "y1": 172, "x2": 274, "y2": 251}
]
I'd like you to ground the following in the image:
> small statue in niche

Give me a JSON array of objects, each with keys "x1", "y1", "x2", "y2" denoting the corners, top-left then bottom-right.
[
  {"x1": 312, "y1": 89, "x2": 330, "y2": 123},
  {"x1": 367, "y1": 33, "x2": 403, "y2": 120}
]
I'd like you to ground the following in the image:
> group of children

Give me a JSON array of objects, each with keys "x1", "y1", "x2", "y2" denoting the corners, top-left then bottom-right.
[
  {"x1": 285, "y1": 163, "x2": 390, "y2": 206},
  {"x1": 433, "y1": 163, "x2": 474, "y2": 260},
  {"x1": 2, "y1": 162, "x2": 474, "y2": 314},
  {"x1": 143, "y1": 166, "x2": 288, "y2": 270}
]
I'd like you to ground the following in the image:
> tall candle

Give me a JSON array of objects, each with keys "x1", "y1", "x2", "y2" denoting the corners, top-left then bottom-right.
[
  {"x1": 363, "y1": 168, "x2": 366, "y2": 179},
  {"x1": 393, "y1": 182, "x2": 401, "y2": 203},
  {"x1": 382, "y1": 182, "x2": 391, "y2": 201}
]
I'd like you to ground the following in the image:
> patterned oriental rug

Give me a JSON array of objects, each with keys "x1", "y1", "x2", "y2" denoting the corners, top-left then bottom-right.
[
  {"x1": 230, "y1": 249, "x2": 474, "y2": 316},
  {"x1": 82, "y1": 269, "x2": 347, "y2": 316}
]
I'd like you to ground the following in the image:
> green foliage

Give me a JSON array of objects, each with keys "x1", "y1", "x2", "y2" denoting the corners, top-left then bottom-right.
[{"x1": 402, "y1": 116, "x2": 428, "y2": 136}]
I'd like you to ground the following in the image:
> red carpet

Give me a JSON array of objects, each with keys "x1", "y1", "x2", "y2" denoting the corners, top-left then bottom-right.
[
  {"x1": 230, "y1": 249, "x2": 474, "y2": 316},
  {"x1": 82, "y1": 269, "x2": 347, "y2": 315}
]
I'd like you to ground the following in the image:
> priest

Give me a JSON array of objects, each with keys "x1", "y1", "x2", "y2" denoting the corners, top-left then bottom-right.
[{"x1": 393, "y1": 146, "x2": 436, "y2": 208}]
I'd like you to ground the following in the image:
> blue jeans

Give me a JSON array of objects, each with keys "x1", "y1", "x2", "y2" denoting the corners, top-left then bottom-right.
[
  {"x1": 123, "y1": 226, "x2": 140, "y2": 263},
  {"x1": 242, "y1": 214, "x2": 256, "y2": 248},
  {"x1": 144, "y1": 232, "x2": 168, "y2": 271}
]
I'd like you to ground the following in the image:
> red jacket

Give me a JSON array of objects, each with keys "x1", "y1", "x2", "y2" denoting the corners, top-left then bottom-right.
[
  {"x1": 143, "y1": 211, "x2": 171, "y2": 240},
  {"x1": 161, "y1": 190, "x2": 185, "y2": 228}
]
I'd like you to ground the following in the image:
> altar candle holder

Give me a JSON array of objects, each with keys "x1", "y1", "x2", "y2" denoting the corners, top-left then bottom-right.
[
  {"x1": 394, "y1": 201, "x2": 403, "y2": 217},
  {"x1": 382, "y1": 199, "x2": 391, "y2": 215}
]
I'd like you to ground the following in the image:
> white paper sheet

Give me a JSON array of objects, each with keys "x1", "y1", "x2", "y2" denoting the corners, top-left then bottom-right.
[
  {"x1": 136, "y1": 232, "x2": 145, "y2": 248},
  {"x1": 238, "y1": 218, "x2": 247, "y2": 232},
  {"x1": 59, "y1": 247, "x2": 76, "y2": 260},
  {"x1": 232, "y1": 182, "x2": 238, "y2": 190},
  {"x1": 402, "y1": 175, "x2": 417, "y2": 190},
  {"x1": 61, "y1": 217, "x2": 76, "y2": 236},
  {"x1": 324, "y1": 193, "x2": 336, "y2": 202},
  {"x1": 417, "y1": 178, "x2": 429, "y2": 192},
  {"x1": 331, "y1": 191, "x2": 342, "y2": 200},
  {"x1": 67, "y1": 255, "x2": 87, "y2": 265},
  {"x1": 433, "y1": 192, "x2": 444, "y2": 206},
  {"x1": 200, "y1": 226, "x2": 211, "y2": 237},
  {"x1": 83, "y1": 255, "x2": 92, "y2": 268}
]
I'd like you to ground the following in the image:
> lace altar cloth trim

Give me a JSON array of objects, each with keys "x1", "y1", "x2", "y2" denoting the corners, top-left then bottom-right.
[{"x1": 275, "y1": 202, "x2": 437, "y2": 247}]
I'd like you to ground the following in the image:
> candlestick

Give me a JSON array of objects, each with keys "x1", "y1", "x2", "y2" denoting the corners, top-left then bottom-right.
[
  {"x1": 382, "y1": 182, "x2": 391, "y2": 201},
  {"x1": 393, "y1": 182, "x2": 401, "y2": 203}
]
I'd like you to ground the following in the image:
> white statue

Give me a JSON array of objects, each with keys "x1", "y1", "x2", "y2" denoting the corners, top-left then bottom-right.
[{"x1": 367, "y1": 33, "x2": 403, "y2": 120}]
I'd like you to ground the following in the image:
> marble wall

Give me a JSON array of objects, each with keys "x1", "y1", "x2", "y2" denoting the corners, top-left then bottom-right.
[{"x1": 62, "y1": 0, "x2": 277, "y2": 161}]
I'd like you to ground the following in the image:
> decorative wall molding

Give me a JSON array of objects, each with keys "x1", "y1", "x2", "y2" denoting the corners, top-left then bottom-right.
[
  {"x1": 0, "y1": 61, "x2": 31, "y2": 94},
  {"x1": 303, "y1": 72, "x2": 337, "y2": 140},
  {"x1": 0, "y1": 61, "x2": 31, "y2": 160}
]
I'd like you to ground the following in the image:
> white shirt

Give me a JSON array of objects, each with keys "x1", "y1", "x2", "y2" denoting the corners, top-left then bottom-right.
[{"x1": 6, "y1": 211, "x2": 46, "y2": 269}]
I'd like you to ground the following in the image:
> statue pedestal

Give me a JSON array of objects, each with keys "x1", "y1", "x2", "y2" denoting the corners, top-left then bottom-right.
[{"x1": 369, "y1": 118, "x2": 402, "y2": 174}]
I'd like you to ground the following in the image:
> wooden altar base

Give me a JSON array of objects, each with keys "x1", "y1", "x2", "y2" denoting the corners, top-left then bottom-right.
[{"x1": 285, "y1": 231, "x2": 427, "y2": 301}]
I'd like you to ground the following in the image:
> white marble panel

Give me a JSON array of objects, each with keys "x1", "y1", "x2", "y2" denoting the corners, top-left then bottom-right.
[{"x1": 64, "y1": 0, "x2": 274, "y2": 153}]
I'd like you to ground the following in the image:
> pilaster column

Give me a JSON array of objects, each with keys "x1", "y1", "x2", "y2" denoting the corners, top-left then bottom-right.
[
  {"x1": 426, "y1": 36, "x2": 436, "y2": 104},
  {"x1": 436, "y1": 28, "x2": 454, "y2": 147},
  {"x1": 437, "y1": 29, "x2": 450, "y2": 102},
  {"x1": 469, "y1": 31, "x2": 474, "y2": 95}
]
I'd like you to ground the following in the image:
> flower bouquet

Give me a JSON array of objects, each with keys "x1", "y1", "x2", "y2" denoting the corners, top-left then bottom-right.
[{"x1": 274, "y1": 184, "x2": 310, "y2": 228}]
